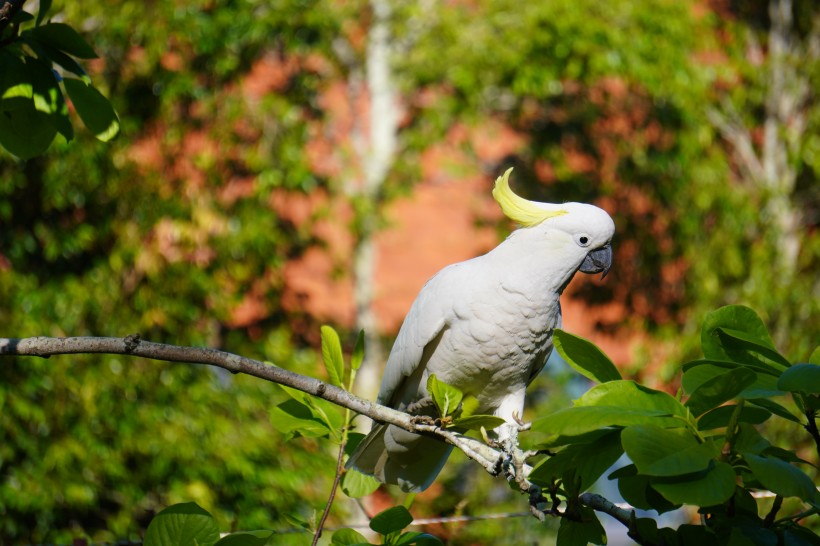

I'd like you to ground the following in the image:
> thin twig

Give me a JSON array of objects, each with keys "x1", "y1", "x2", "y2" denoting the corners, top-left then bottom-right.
[
  {"x1": 312, "y1": 437, "x2": 348, "y2": 546},
  {"x1": 803, "y1": 410, "x2": 820, "y2": 462},
  {"x1": 763, "y1": 495, "x2": 783, "y2": 528}
]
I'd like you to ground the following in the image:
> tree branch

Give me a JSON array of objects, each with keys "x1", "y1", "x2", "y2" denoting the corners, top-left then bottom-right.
[
  {"x1": 0, "y1": 335, "x2": 499, "y2": 473},
  {"x1": 0, "y1": 335, "x2": 640, "y2": 532},
  {"x1": 706, "y1": 104, "x2": 765, "y2": 186}
]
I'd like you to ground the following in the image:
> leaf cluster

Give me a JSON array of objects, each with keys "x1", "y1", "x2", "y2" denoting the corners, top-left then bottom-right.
[
  {"x1": 0, "y1": 1, "x2": 119, "y2": 158},
  {"x1": 526, "y1": 305, "x2": 819, "y2": 545},
  {"x1": 426, "y1": 374, "x2": 506, "y2": 432}
]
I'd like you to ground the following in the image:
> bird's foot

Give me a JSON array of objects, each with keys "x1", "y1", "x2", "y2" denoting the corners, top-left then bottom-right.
[{"x1": 497, "y1": 424, "x2": 532, "y2": 492}]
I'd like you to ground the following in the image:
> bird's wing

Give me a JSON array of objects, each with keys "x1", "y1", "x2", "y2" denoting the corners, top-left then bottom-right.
[{"x1": 377, "y1": 271, "x2": 451, "y2": 408}]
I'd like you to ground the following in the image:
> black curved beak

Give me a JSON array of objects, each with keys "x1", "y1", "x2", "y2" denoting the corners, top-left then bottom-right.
[{"x1": 579, "y1": 244, "x2": 612, "y2": 279}]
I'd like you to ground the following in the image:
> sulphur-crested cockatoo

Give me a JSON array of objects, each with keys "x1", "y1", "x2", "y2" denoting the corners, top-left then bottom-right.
[{"x1": 347, "y1": 168, "x2": 615, "y2": 492}]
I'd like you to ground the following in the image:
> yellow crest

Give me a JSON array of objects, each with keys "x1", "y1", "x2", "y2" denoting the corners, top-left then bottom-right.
[{"x1": 492, "y1": 168, "x2": 567, "y2": 227}]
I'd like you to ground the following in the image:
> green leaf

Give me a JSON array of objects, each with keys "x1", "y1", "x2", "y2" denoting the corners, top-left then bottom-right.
[
  {"x1": 0, "y1": 104, "x2": 56, "y2": 159},
  {"x1": 529, "y1": 429, "x2": 623, "y2": 491},
  {"x1": 534, "y1": 380, "x2": 689, "y2": 435},
  {"x1": 427, "y1": 374, "x2": 463, "y2": 418},
  {"x1": 450, "y1": 414, "x2": 506, "y2": 430},
  {"x1": 763, "y1": 445, "x2": 808, "y2": 464},
  {"x1": 651, "y1": 461, "x2": 736, "y2": 506},
  {"x1": 270, "y1": 398, "x2": 331, "y2": 439},
  {"x1": 341, "y1": 468, "x2": 380, "y2": 499},
  {"x1": 733, "y1": 423, "x2": 771, "y2": 455},
  {"x1": 351, "y1": 330, "x2": 365, "y2": 371},
  {"x1": 11, "y1": 10, "x2": 33, "y2": 24},
  {"x1": 683, "y1": 358, "x2": 782, "y2": 378},
  {"x1": 610, "y1": 465, "x2": 680, "y2": 513},
  {"x1": 533, "y1": 405, "x2": 681, "y2": 437},
  {"x1": 697, "y1": 404, "x2": 771, "y2": 430},
  {"x1": 394, "y1": 531, "x2": 444, "y2": 545},
  {"x1": 629, "y1": 518, "x2": 660, "y2": 546},
  {"x1": 458, "y1": 396, "x2": 480, "y2": 418},
  {"x1": 31, "y1": 40, "x2": 90, "y2": 82},
  {"x1": 557, "y1": 506, "x2": 606, "y2": 546},
  {"x1": 36, "y1": 0, "x2": 52, "y2": 27},
  {"x1": 214, "y1": 531, "x2": 275, "y2": 546},
  {"x1": 62, "y1": 77, "x2": 120, "y2": 141},
  {"x1": 276, "y1": 385, "x2": 344, "y2": 437},
  {"x1": 144, "y1": 502, "x2": 220, "y2": 546},
  {"x1": 283, "y1": 512, "x2": 312, "y2": 532},
  {"x1": 27, "y1": 23, "x2": 98, "y2": 59},
  {"x1": 715, "y1": 328, "x2": 791, "y2": 369},
  {"x1": 554, "y1": 329, "x2": 621, "y2": 383},
  {"x1": 701, "y1": 306, "x2": 785, "y2": 369},
  {"x1": 743, "y1": 454, "x2": 818, "y2": 502},
  {"x1": 810, "y1": 347, "x2": 820, "y2": 365},
  {"x1": 685, "y1": 367, "x2": 758, "y2": 417},
  {"x1": 370, "y1": 506, "x2": 413, "y2": 536},
  {"x1": 683, "y1": 362, "x2": 783, "y2": 399},
  {"x1": 530, "y1": 428, "x2": 615, "y2": 450},
  {"x1": 782, "y1": 526, "x2": 820, "y2": 546},
  {"x1": 0, "y1": 52, "x2": 32, "y2": 101},
  {"x1": 345, "y1": 432, "x2": 367, "y2": 456},
  {"x1": 778, "y1": 364, "x2": 820, "y2": 395},
  {"x1": 575, "y1": 380, "x2": 688, "y2": 418},
  {"x1": 27, "y1": 57, "x2": 72, "y2": 140},
  {"x1": 321, "y1": 325, "x2": 345, "y2": 388},
  {"x1": 677, "y1": 524, "x2": 719, "y2": 546},
  {"x1": 622, "y1": 425, "x2": 719, "y2": 476},
  {"x1": 747, "y1": 398, "x2": 801, "y2": 423},
  {"x1": 0, "y1": 55, "x2": 57, "y2": 158},
  {"x1": 331, "y1": 528, "x2": 371, "y2": 545}
]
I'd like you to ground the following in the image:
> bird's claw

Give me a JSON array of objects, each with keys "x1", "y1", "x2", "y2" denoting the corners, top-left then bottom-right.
[
  {"x1": 511, "y1": 411, "x2": 532, "y2": 431},
  {"x1": 410, "y1": 415, "x2": 437, "y2": 426}
]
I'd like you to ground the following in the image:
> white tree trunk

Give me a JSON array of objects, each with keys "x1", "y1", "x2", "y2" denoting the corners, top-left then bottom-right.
[{"x1": 352, "y1": 0, "x2": 399, "y2": 399}]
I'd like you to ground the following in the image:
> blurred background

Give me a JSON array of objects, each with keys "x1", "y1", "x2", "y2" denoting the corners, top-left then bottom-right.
[{"x1": 0, "y1": 0, "x2": 818, "y2": 543}]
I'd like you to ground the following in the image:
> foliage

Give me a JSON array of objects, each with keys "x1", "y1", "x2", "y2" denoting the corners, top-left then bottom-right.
[
  {"x1": 0, "y1": 2, "x2": 346, "y2": 540},
  {"x1": 527, "y1": 305, "x2": 819, "y2": 545},
  {"x1": 0, "y1": 1, "x2": 119, "y2": 158}
]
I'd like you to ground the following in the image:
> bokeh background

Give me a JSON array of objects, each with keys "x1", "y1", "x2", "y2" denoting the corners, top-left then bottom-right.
[{"x1": 1, "y1": 0, "x2": 818, "y2": 543}]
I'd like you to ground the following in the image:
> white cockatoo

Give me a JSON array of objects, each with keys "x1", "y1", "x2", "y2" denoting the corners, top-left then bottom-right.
[{"x1": 347, "y1": 168, "x2": 615, "y2": 492}]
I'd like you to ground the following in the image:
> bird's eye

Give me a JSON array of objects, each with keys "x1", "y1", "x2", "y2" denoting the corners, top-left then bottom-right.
[{"x1": 575, "y1": 234, "x2": 591, "y2": 247}]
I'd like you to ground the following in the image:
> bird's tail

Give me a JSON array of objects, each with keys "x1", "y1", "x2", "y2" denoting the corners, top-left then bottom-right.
[{"x1": 346, "y1": 423, "x2": 453, "y2": 493}]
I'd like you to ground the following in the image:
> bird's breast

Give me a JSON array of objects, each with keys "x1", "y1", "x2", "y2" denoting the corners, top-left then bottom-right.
[{"x1": 425, "y1": 287, "x2": 561, "y2": 411}]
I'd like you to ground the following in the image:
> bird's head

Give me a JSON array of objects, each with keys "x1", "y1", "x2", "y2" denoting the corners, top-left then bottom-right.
[{"x1": 492, "y1": 168, "x2": 615, "y2": 279}]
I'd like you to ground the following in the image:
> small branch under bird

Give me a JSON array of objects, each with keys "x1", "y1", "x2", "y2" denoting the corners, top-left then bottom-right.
[{"x1": 347, "y1": 168, "x2": 615, "y2": 492}]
